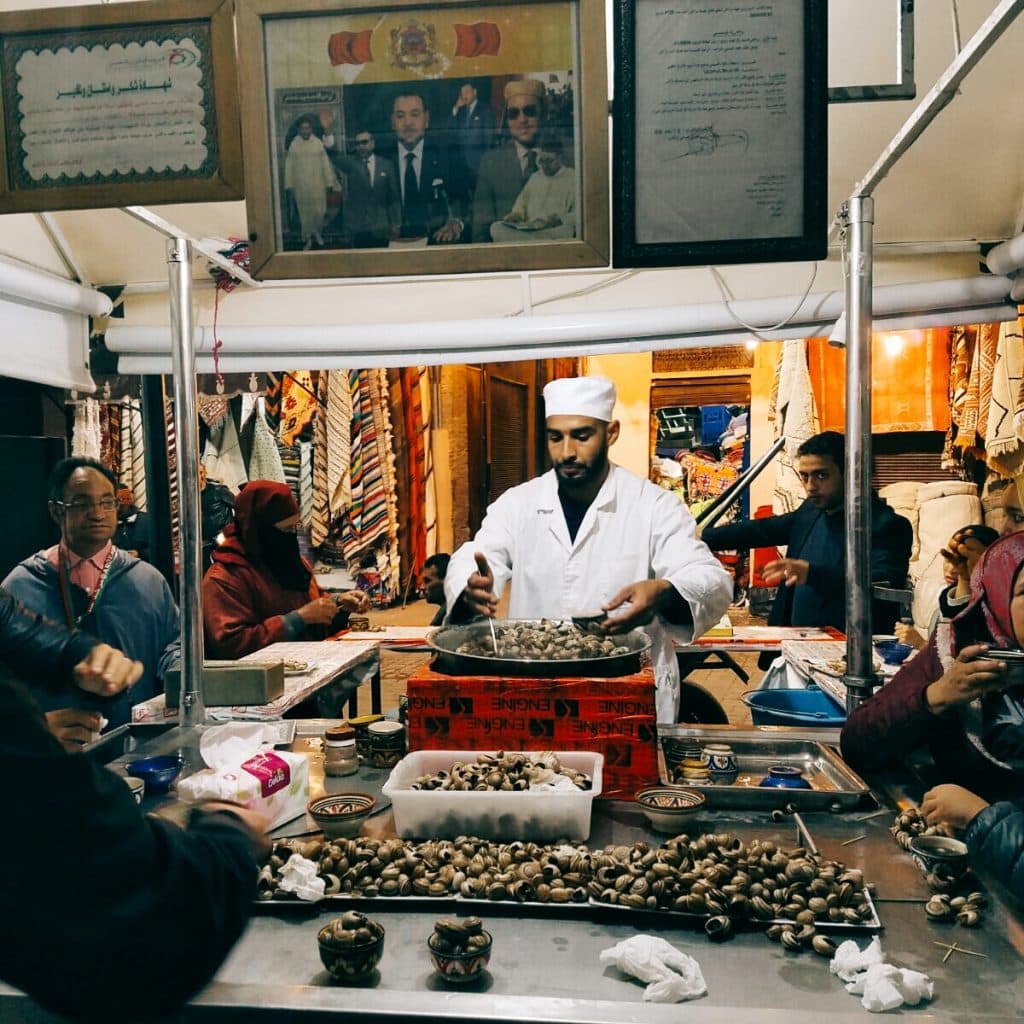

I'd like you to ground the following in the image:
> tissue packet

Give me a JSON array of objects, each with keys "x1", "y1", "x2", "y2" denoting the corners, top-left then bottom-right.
[{"x1": 178, "y1": 748, "x2": 309, "y2": 829}]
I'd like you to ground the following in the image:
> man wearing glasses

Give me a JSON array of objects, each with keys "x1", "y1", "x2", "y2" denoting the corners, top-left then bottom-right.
[
  {"x1": 471, "y1": 78, "x2": 546, "y2": 243},
  {"x1": 3, "y1": 457, "x2": 181, "y2": 741},
  {"x1": 331, "y1": 128, "x2": 401, "y2": 249}
]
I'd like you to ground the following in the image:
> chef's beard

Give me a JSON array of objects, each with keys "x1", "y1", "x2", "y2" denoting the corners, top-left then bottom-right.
[
  {"x1": 258, "y1": 529, "x2": 311, "y2": 591},
  {"x1": 553, "y1": 448, "x2": 609, "y2": 492}
]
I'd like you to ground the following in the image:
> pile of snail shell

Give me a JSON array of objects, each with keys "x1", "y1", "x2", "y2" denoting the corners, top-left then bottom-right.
[
  {"x1": 455, "y1": 619, "x2": 631, "y2": 660},
  {"x1": 924, "y1": 890, "x2": 988, "y2": 928},
  {"x1": 257, "y1": 832, "x2": 875, "y2": 950},
  {"x1": 890, "y1": 807, "x2": 989, "y2": 928},
  {"x1": 429, "y1": 916, "x2": 490, "y2": 955},
  {"x1": 408, "y1": 750, "x2": 592, "y2": 792}
]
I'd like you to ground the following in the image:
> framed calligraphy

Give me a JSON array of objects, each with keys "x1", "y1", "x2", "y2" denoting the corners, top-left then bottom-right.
[
  {"x1": 236, "y1": 0, "x2": 608, "y2": 280},
  {"x1": 0, "y1": 0, "x2": 242, "y2": 214},
  {"x1": 612, "y1": 0, "x2": 828, "y2": 268}
]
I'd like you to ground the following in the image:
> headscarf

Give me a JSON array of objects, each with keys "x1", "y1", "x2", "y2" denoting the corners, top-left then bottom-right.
[
  {"x1": 215, "y1": 480, "x2": 311, "y2": 591},
  {"x1": 950, "y1": 531, "x2": 1024, "y2": 773}
]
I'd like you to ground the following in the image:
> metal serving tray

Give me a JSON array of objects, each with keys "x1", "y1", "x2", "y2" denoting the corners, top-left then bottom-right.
[{"x1": 657, "y1": 726, "x2": 871, "y2": 811}]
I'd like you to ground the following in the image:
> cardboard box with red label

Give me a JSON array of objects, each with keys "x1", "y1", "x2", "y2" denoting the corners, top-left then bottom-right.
[{"x1": 405, "y1": 665, "x2": 659, "y2": 798}]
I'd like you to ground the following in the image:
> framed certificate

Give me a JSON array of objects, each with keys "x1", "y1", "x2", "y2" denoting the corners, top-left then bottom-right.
[
  {"x1": 612, "y1": 0, "x2": 828, "y2": 267},
  {"x1": 236, "y1": 0, "x2": 609, "y2": 279},
  {"x1": 0, "y1": 0, "x2": 242, "y2": 213}
]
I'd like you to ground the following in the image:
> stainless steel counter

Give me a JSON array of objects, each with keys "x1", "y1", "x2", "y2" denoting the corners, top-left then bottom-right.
[{"x1": 2, "y1": 727, "x2": 1022, "y2": 1024}]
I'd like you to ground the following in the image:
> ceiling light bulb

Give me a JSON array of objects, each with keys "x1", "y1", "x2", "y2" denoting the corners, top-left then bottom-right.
[
  {"x1": 882, "y1": 333, "x2": 905, "y2": 357},
  {"x1": 744, "y1": 339, "x2": 758, "y2": 351}
]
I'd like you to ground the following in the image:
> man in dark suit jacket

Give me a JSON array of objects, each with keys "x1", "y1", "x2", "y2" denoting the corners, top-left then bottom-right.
[
  {"x1": 702, "y1": 431, "x2": 913, "y2": 664},
  {"x1": 332, "y1": 129, "x2": 401, "y2": 248},
  {"x1": 449, "y1": 82, "x2": 494, "y2": 184},
  {"x1": 391, "y1": 92, "x2": 464, "y2": 244},
  {"x1": 472, "y1": 78, "x2": 545, "y2": 243}
]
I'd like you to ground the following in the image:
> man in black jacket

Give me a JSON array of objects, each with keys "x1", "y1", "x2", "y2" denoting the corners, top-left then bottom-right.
[{"x1": 702, "y1": 431, "x2": 913, "y2": 651}]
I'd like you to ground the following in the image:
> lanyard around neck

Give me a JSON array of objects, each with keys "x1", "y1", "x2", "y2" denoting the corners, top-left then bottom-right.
[{"x1": 58, "y1": 547, "x2": 116, "y2": 630}]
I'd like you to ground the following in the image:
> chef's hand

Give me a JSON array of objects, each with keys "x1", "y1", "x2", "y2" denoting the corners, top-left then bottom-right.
[
  {"x1": 335, "y1": 590, "x2": 371, "y2": 614},
  {"x1": 601, "y1": 579, "x2": 673, "y2": 632},
  {"x1": 762, "y1": 558, "x2": 809, "y2": 587},
  {"x1": 46, "y1": 708, "x2": 103, "y2": 752},
  {"x1": 297, "y1": 596, "x2": 340, "y2": 626},
  {"x1": 921, "y1": 784, "x2": 989, "y2": 832},
  {"x1": 73, "y1": 643, "x2": 144, "y2": 697},
  {"x1": 463, "y1": 552, "x2": 499, "y2": 617},
  {"x1": 925, "y1": 643, "x2": 1008, "y2": 714}
]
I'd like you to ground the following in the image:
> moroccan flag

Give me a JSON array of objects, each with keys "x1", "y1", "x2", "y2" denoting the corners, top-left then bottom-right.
[
  {"x1": 453, "y1": 22, "x2": 501, "y2": 58},
  {"x1": 328, "y1": 29, "x2": 374, "y2": 65}
]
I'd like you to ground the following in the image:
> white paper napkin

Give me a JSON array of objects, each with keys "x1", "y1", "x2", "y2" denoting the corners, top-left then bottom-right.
[{"x1": 599, "y1": 935, "x2": 706, "y2": 1003}]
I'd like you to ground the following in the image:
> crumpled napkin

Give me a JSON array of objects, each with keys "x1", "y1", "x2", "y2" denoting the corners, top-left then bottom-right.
[
  {"x1": 830, "y1": 938, "x2": 934, "y2": 1013},
  {"x1": 599, "y1": 935, "x2": 706, "y2": 1003},
  {"x1": 275, "y1": 854, "x2": 325, "y2": 902}
]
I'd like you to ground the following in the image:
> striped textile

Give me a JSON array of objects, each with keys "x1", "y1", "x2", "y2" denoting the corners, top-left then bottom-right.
[
  {"x1": 299, "y1": 439, "x2": 314, "y2": 529},
  {"x1": 164, "y1": 394, "x2": 180, "y2": 563},
  {"x1": 388, "y1": 369, "x2": 413, "y2": 593},
  {"x1": 103, "y1": 402, "x2": 122, "y2": 480},
  {"x1": 128, "y1": 399, "x2": 147, "y2": 511},
  {"x1": 264, "y1": 372, "x2": 282, "y2": 426},
  {"x1": 372, "y1": 368, "x2": 401, "y2": 598},
  {"x1": 340, "y1": 369, "x2": 390, "y2": 560},
  {"x1": 327, "y1": 370, "x2": 353, "y2": 517},
  {"x1": 120, "y1": 399, "x2": 134, "y2": 496},
  {"x1": 399, "y1": 367, "x2": 427, "y2": 575},
  {"x1": 311, "y1": 371, "x2": 330, "y2": 548},
  {"x1": 419, "y1": 367, "x2": 438, "y2": 559}
]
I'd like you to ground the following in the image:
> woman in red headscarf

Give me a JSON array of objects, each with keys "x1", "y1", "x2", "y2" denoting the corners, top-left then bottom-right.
[
  {"x1": 841, "y1": 530, "x2": 1024, "y2": 798},
  {"x1": 202, "y1": 481, "x2": 369, "y2": 659}
]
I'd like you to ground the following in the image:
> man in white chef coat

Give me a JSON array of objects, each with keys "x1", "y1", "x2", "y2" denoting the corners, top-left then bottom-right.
[{"x1": 444, "y1": 376, "x2": 733, "y2": 722}]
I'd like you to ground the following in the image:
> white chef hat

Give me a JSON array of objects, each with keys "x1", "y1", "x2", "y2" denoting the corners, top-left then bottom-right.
[{"x1": 542, "y1": 376, "x2": 617, "y2": 421}]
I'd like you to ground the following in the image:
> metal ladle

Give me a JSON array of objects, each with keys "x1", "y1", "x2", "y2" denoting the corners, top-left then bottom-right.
[{"x1": 487, "y1": 616, "x2": 499, "y2": 655}]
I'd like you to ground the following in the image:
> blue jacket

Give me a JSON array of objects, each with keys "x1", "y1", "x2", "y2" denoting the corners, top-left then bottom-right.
[
  {"x1": 965, "y1": 799, "x2": 1024, "y2": 900},
  {"x1": 2, "y1": 548, "x2": 180, "y2": 727}
]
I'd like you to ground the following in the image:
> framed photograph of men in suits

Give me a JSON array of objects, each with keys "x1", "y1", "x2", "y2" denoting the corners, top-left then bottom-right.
[
  {"x1": 236, "y1": 0, "x2": 609, "y2": 279},
  {"x1": 612, "y1": 0, "x2": 828, "y2": 267}
]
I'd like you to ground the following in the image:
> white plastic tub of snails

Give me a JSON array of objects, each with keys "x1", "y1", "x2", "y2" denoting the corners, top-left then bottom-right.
[{"x1": 381, "y1": 749, "x2": 603, "y2": 842}]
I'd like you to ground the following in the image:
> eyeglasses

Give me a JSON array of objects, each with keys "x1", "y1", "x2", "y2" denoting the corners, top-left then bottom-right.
[
  {"x1": 57, "y1": 497, "x2": 118, "y2": 513},
  {"x1": 507, "y1": 104, "x2": 538, "y2": 120}
]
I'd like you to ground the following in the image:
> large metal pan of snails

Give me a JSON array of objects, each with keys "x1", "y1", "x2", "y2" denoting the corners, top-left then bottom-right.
[{"x1": 428, "y1": 618, "x2": 651, "y2": 677}]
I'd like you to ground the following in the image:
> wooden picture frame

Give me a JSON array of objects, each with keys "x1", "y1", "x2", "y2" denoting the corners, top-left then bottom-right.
[
  {"x1": 236, "y1": 0, "x2": 608, "y2": 279},
  {"x1": 0, "y1": 0, "x2": 242, "y2": 213},
  {"x1": 612, "y1": 0, "x2": 828, "y2": 268}
]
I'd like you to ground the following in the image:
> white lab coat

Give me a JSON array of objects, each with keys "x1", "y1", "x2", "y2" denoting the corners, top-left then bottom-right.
[{"x1": 444, "y1": 465, "x2": 733, "y2": 722}]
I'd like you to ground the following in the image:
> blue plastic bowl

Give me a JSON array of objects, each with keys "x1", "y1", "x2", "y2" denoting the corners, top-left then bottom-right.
[
  {"x1": 874, "y1": 640, "x2": 913, "y2": 666},
  {"x1": 742, "y1": 688, "x2": 846, "y2": 727},
  {"x1": 126, "y1": 754, "x2": 183, "y2": 794}
]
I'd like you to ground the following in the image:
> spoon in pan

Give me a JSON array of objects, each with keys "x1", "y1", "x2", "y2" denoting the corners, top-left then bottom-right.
[{"x1": 486, "y1": 616, "x2": 499, "y2": 654}]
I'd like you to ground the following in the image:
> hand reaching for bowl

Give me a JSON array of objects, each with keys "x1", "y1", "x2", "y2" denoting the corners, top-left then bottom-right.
[
  {"x1": 463, "y1": 552, "x2": 499, "y2": 618},
  {"x1": 921, "y1": 784, "x2": 989, "y2": 831},
  {"x1": 334, "y1": 590, "x2": 371, "y2": 614},
  {"x1": 297, "y1": 596, "x2": 340, "y2": 626},
  {"x1": 601, "y1": 579, "x2": 672, "y2": 632},
  {"x1": 925, "y1": 643, "x2": 1009, "y2": 714}
]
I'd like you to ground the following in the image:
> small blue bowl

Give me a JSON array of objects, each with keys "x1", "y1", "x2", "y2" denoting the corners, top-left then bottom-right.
[
  {"x1": 875, "y1": 640, "x2": 913, "y2": 666},
  {"x1": 126, "y1": 754, "x2": 183, "y2": 794},
  {"x1": 758, "y1": 765, "x2": 813, "y2": 790}
]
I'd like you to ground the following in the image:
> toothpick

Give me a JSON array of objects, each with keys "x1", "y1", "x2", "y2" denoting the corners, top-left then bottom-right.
[
  {"x1": 841, "y1": 834, "x2": 867, "y2": 846},
  {"x1": 853, "y1": 808, "x2": 888, "y2": 822},
  {"x1": 932, "y1": 941, "x2": 988, "y2": 960}
]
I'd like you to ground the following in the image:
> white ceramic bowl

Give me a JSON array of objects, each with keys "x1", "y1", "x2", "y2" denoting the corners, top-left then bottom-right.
[{"x1": 635, "y1": 787, "x2": 705, "y2": 833}]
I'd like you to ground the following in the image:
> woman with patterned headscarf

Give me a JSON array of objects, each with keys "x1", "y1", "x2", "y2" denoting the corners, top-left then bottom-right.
[
  {"x1": 842, "y1": 533, "x2": 1024, "y2": 896},
  {"x1": 202, "y1": 481, "x2": 368, "y2": 659}
]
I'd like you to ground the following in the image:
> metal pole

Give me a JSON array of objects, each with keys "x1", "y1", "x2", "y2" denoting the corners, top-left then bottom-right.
[
  {"x1": 167, "y1": 237, "x2": 205, "y2": 727},
  {"x1": 843, "y1": 198, "x2": 875, "y2": 714},
  {"x1": 697, "y1": 435, "x2": 786, "y2": 528}
]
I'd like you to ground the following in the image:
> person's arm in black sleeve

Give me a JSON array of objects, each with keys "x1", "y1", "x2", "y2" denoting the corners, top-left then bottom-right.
[
  {"x1": 0, "y1": 668, "x2": 263, "y2": 1022},
  {"x1": 870, "y1": 509, "x2": 913, "y2": 585},
  {"x1": 0, "y1": 586, "x2": 97, "y2": 689},
  {"x1": 702, "y1": 511, "x2": 796, "y2": 552}
]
